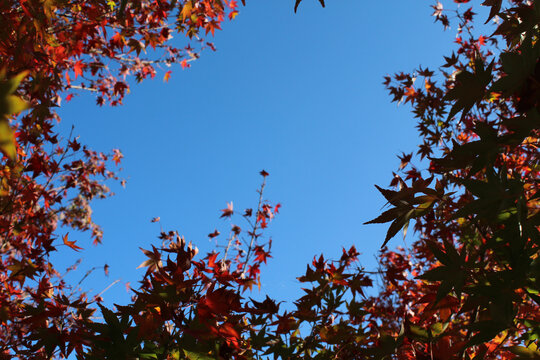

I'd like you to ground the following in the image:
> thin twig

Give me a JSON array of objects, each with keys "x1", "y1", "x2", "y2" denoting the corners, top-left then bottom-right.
[
  {"x1": 242, "y1": 176, "x2": 266, "y2": 275},
  {"x1": 96, "y1": 279, "x2": 121, "y2": 298}
]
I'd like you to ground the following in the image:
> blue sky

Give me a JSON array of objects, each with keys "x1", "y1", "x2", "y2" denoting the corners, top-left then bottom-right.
[{"x1": 54, "y1": 0, "x2": 459, "y2": 307}]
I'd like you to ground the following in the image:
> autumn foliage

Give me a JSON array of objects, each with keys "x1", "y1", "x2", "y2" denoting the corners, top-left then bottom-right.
[{"x1": 1, "y1": 0, "x2": 539, "y2": 359}]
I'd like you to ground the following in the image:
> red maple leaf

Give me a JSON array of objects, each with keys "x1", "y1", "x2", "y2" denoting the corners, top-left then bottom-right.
[
  {"x1": 180, "y1": 59, "x2": 190, "y2": 69},
  {"x1": 73, "y1": 60, "x2": 84, "y2": 79},
  {"x1": 221, "y1": 202, "x2": 233, "y2": 218},
  {"x1": 254, "y1": 245, "x2": 271, "y2": 264}
]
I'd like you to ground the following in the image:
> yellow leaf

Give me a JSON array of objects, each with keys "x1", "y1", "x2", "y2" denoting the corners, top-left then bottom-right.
[
  {"x1": 0, "y1": 120, "x2": 17, "y2": 161},
  {"x1": 0, "y1": 70, "x2": 28, "y2": 96},
  {"x1": 1, "y1": 95, "x2": 29, "y2": 115},
  {"x1": 0, "y1": 71, "x2": 30, "y2": 117},
  {"x1": 181, "y1": 1, "x2": 193, "y2": 20}
]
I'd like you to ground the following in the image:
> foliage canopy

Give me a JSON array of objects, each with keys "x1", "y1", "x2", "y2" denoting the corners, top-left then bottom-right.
[{"x1": 0, "y1": 0, "x2": 539, "y2": 359}]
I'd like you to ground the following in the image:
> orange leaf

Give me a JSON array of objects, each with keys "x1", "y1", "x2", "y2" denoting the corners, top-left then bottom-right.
[
  {"x1": 163, "y1": 70, "x2": 172, "y2": 82},
  {"x1": 63, "y1": 233, "x2": 83, "y2": 251}
]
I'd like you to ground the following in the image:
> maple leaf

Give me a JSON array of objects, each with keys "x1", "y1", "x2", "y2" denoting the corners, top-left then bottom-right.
[
  {"x1": 73, "y1": 61, "x2": 84, "y2": 79},
  {"x1": 442, "y1": 52, "x2": 459, "y2": 68},
  {"x1": 231, "y1": 224, "x2": 241, "y2": 234},
  {"x1": 221, "y1": 201, "x2": 233, "y2": 218},
  {"x1": 198, "y1": 286, "x2": 241, "y2": 319},
  {"x1": 424, "y1": 79, "x2": 432, "y2": 92},
  {"x1": 180, "y1": 59, "x2": 190, "y2": 69},
  {"x1": 432, "y1": 1, "x2": 443, "y2": 17},
  {"x1": 398, "y1": 152, "x2": 412, "y2": 170},
  {"x1": 218, "y1": 322, "x2": 241, "y2": 349},
  {"x1": 205, "y1": 20, "x2": 221, "y2": 36},
  {"x1": 208, "y1": 229, "x2": 220, "y2": 238},
  {"x1": 463, "y1": 8, "x2": 475, "y2": 22},
  {"x1": 477, "y1": 35, "x2": 486, "y2": 46},
  {"x1": 403, "y1": 86, "x2": 417, "y2": 104},
  {"x1": 181, "y1": 1, "x2": 193, "y2": 20},
  {"x1": 112, "y1": 149, "x2": 123, "y2": 165},
  {"x1": 163, "y1": 70, "x2": 172, "y2": 82},
  {"x1": 137, "y1": 246, "x2": 162, "y2": 271},
  {"x1": 254, "y1": 245, "x2": 271, "y2": 264},
  {"x1": 256, "y1": 211, "x2": 268, "y2": 229},
  {"x1": 250, "y1": 295, "x2": 280, "y2": 314},
  {"x1": 0, "y1": 120, "x2": 18, "y2": 161},
  {"x1": 63, "y1": 233, "x2": 83, "y2": 251},
  {"x1": 481, "y1": 0, "x2": 502, "y2": 23},
  {"x1": 445, "y1": 58, "x2": 493, "y2": 120},
  {"x1": 0, "y1": 72, "x2": 29, "y2": 160}
]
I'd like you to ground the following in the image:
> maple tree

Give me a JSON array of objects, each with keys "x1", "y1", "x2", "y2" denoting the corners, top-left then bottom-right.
[
  {"x1": 361, "y1": 0, "x2": 540, "y2": 358},
  {"x1": 1, "y1": 0, "x2": 540, "y2": 359},
  {"x1": 0, "y1": 0, "x2": 242, "y2": 357}
]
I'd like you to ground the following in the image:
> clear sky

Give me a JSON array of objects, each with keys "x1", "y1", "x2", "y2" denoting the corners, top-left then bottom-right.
[{"x1": 53, "y1": 0, "x2": 459, "y2": 308}]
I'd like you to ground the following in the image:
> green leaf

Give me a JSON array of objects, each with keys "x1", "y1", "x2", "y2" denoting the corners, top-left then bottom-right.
[
  {"x1": 432, "y1": 138, "x2": 495, "y2": 172},
  {"x1": 0, "y1": 72, "x2": 30, "y2": 161},
  {"x1": 364, "y1": 207, "x2": 402, "y2": 225},
  {"x1": 0, "y1": 71, "x2": 28, "y2": 97},
  {"x1": 526, "y1": 290, "x2": 540, "y2": 306},
  {"x1": 183, "y1": 349, "x2": 215, "y2": 360},
  {"x1": 0, "y1": 95, "x2": 29, "y2": 116},
  {"x1": 0, "y1": 119, "x2": 16, "y2": 161},
  {"x1": 508, "y1": 346, "x2": 540, "y2": 359},
  {"x1": 0, "y1": 71, "x2": 29, "y2": 118},
  {"x1": 426, "y1": 241, "x2": 451, "y2": 266},
  {"x1": 482, "y1": 0, "x2": 502, "y2": 23},
  {"x1": 374, "y1": 184, "x2": 399, "y2": 204},
  {"x1": 407, "y1": 323, "x2": 429, "y2": 341},
  {"x1": 445, "y1": 58, "x2": 493, "y2": 120},
  {"x1": 430, "y1": 322, "x2": 449, "y2": 337},
  {"x1": 98, "y1": 303, "x2": 121, "y2": 331},
  {"x1": 381, "y1": 211, "x2": 412, "y2": 248},
  {"x1": 466, "y1": 321, "x2": 506, "y2": 346},
  {"x1": 491, "y1": 37, "x2": 540, "y2": 95},
  {"x1": 139, "y1": 354, "x2": 159, "y2": 360},
  {"x1": 452, "y1": 198, "x2": 499, "y2": 220},
  {"x1": 434, "y1": 278, "x2": 454, "y2": 304},
  {"x1": 417, "y1": 266, "x2": 448, "y2": 282},
  {"x1": 378, "y1": 333, "x2": 397, "y2": 352}
]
